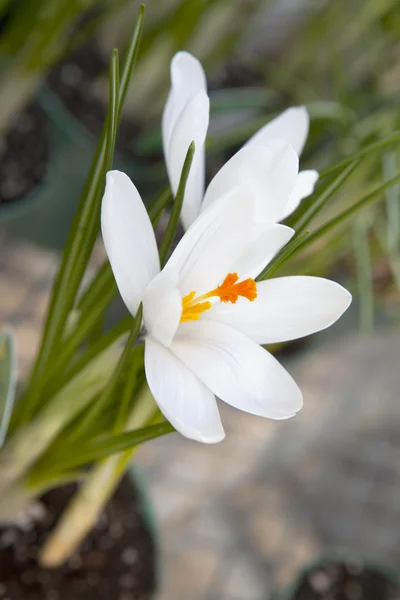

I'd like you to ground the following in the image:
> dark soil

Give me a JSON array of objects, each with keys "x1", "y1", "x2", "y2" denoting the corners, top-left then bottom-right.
[
  {"x1": 291, "y1": 560, "x2": 400, "y2": 600},
  {"x1": 0, "y1": 103, "x2": 48, "y2": 205},
  {"x1": 0, "y1": 475, "x2": 156, "y2": 600},
  {"x1": 48, "y1": 41, "x2": 138, "y2": 152}
]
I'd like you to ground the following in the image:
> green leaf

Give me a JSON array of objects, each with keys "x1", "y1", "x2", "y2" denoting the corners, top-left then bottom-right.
[
  {"x1": 67, "y1": 306, "x2": 144, "y2": 443},
  {"x1": 106, "y1": 48, "x2": 120, "y2": 172},
  {"x1": 297, "y1": 170, "x2": 400, "y2": 252},
  {"x1": 256, "y1": 230, "x2": 310, "y2": 281},
  {"x1": 46, "y1": 315, "x2": 132, "y2": 398},
  {"x1": 319, "y1": 132, "x2": 400, "y2": 178},
  {"x1": 43, "y1": 422, "x2": 174, "y2": 474},
  {"x1": 382, "y1": 151, "x2": 400, "y2": 253},
  {"x1": 0, "y1": 342, "x2": 122, "y2": 490},
  {"x1": 159, "y1": 141, "x2": 196, "y2": 266},
  {"x1": 148, "y1": 186, "x2": 173, "y2": 226},
  {"x1": 292, "y1": 160, "x2": 361, "y2": 233},
  {"x1": 18, "y1": 6, "x2": 146, "y2": 423},
  {"x1": 0, "y1": 329, "x2": 16, "y2": 448},
  {"x1": 353, "y1": 219, "x2": 374, "y2": 334}
]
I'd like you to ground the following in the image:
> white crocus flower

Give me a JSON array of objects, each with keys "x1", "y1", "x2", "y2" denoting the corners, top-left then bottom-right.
[
  {"x1": 162, "y1": 51, "x2": 319, "y2": 230},
  {"x1": 101, "y1": 170, "x2": 351, "y2": 444}
]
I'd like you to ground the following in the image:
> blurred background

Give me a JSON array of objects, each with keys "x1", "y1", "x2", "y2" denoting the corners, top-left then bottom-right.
[{"x1": 0, "y1": 0, "x2": 400, "y2": 598}]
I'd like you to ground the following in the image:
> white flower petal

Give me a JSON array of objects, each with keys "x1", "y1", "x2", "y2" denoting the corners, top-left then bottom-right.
[
  {"x1": 246, "y1": 106, "x2": 310, "y2": 156},
  {"x1": 230, "y1": 224, "x2": 294, "y2": 280},
  {"x1": 172, "y1": 321, "x2": 303, "y2": 420},
  {"x1": 143, "y1": 271, "x2": 182, "y2": 347},
  {"x1": 281, "y1": 170, "x2": 319, "y2": 220},
  {"x1": 101, "y1": 171, "x2": 160, "y2": 315},
  {"x1": 202, "y1": 141, "x2": 298, "y2": 224},
  {"x1": 209, "y1": 276, "x2": 351, "y2": 344},
  {"x1": 145, "y1": 337, "x2": 225, "y2": 443},
  {"x1": 165, "y1": 187, "x2": 261, "y2": 296},
  {"x1": 162, "y1": 51, "x2": 207, "y2": 157},
  {"x1": 167, "y1": 90, "x2": 209, "y2": 230}
]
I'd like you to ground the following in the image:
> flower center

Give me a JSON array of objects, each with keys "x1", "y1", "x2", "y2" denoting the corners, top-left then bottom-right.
[{"x1": 180, "y1": 272, "x2": 257, "y2": 323}]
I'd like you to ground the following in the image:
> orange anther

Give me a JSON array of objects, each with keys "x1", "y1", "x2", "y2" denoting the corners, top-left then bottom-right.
[
  {"x1": 180, "y1": 273, "x2": 257, "y2": 323},
  {"x1": 216, "y1": 272, "x2": 257, "y2": 303}
]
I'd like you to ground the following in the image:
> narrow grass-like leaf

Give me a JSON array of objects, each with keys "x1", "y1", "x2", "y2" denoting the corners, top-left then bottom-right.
[
  {"x1": 292, "y1": 160, "x2": 360, "y2": 233},
  {"x1": 106, "y1": 49, "x2": 120, "y2": 172},
  {"x1": 113, "y1": 347, "x2": 144, "y2": 433},
  {"x1": 77, "y1": 261, "x2": 118, "y2": 315},
  {"x1": 148, "y1": 186, "x2": 172, "y2": 225},
  {"x1": 67, "y1": 306, "x2": 143, "y2": 443},
  {"x1": 41, "y1": 282, "x2": 117, "y2": 387},
  {"x1": 296, "y1": 170, "x2": 400, "y2": 252},
  {"x1": 159, "y1": 141, "x2": 195, "y2": 266},
  {"x1": 256, "y1": 230, "x2": 310, "y2": 281},
  {"x1": 116, "y1": 4, "x2": 145, "y2": 123},
  {"x1": 353, "y1": 219, "x2": 374, "y2": 334},
  {"x1": 0, "y1": 329, "x2": 16, "y2": 448},
  {"x1": 39, "y1": 422, "x2": 174, "y2": 474},
  {"x1": 382, "y1": 151, "x2": 400, "y2": 252},
  {"x1": 19, "y1": 7, "x2": 146, "y2": 423},
  {"x1": 1, "y1": 344, "x2": 121, "y2": 489},
  {"x1": 320, "y1": 132, "x2": 400, "y2": 178}
]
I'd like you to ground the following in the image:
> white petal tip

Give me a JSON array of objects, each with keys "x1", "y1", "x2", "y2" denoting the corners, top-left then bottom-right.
[
  {"x1": 174, "y1": 420, "x2": 226, "y2": 444},
  {"x1": 105, "y1": 169, "x2": 129, "y2": 187}
]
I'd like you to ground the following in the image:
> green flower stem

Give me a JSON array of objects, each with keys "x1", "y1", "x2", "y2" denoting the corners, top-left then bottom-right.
[{"x1": 39, "y1": 386, "x2": 158, "y2": 568}]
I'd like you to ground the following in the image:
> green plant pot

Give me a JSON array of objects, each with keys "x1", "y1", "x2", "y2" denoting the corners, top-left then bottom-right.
[
  {"x1": 38, "y1": 85, "x2": 140, "y2": 180},
  {"x1": 0, "y1": 85, "x2": 139, "y2": 250},
  {"x1": 0, "y1": 122, "x2": 91, "y2": 249},
  {"x1": 275, "y1": 549, "x2": 400, "y2": 600}
]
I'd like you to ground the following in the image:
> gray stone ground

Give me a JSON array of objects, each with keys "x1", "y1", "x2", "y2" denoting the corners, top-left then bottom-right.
[{"x1": 1, "y1": 234, "x2": 400, "y2": 599}]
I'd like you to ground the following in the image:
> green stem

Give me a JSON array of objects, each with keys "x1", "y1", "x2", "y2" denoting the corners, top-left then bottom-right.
[{"x1": 39, "y1": 386, "x2": 157, "y2": 567}]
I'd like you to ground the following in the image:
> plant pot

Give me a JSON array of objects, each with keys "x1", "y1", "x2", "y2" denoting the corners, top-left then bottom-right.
[
  {"x1": 0, "y1": 464, "x2": 158, "y2": 600},
  {"x1": 0, "y1": 116, "x2": 91, "y2": 250},
  {"x1": 0, "y1": 75, "x2": 140, "y2": 251},
  {"x1": 275, "y1": 550, "x2": 400, "y2": 600}
]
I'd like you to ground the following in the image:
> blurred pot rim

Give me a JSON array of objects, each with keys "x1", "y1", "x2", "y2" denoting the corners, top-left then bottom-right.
[{"x1": 275, "y1": 548, "x2": 400, "y2": 600}]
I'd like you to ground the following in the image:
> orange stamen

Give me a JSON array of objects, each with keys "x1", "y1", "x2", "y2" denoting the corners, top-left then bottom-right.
[
  {"x1": 180, "y1": 272, "x2": 257, "y2": 323},
  {"x1": 215, "y1": 272, "x2": 257, "y2": 303}
]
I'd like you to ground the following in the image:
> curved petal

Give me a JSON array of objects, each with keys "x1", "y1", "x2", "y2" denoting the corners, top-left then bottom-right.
[
  {"x1": 162, "y1": 51, "x2": 207, "y2": 156},
  {"x1": 172, "y1": 321, "x2": 303, "y2": 420},
  {"x1": 209, "y1": 276, "x2": 352, "y2": 344},
  {"x1": 230, "y1": 223, "x2": 294, "y2": 280},
  {"x1": 281, "y1": 170, "x2": 319, "y2": 220},
  {"x1": 246, "y1": 106, "x2": 310, "y2": 156},
  {"x1": 167, "y1": 90, "x2": 209, "y2": 230},
  {"x1": 145, "y1": 337, "x2": 224, "y2": 444},
  {"x1": 202, "y1": 141, "x2": 298, "y2": 224},
  {"x1": 101, "y1": 171, "x2": 160, "y2": 315},
  {"x1": 166, "y1": 187, "x2": 261, "y2": 296},
  {"x1": 143, "y1": 271, "x2": 182, "y2": 347}
]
